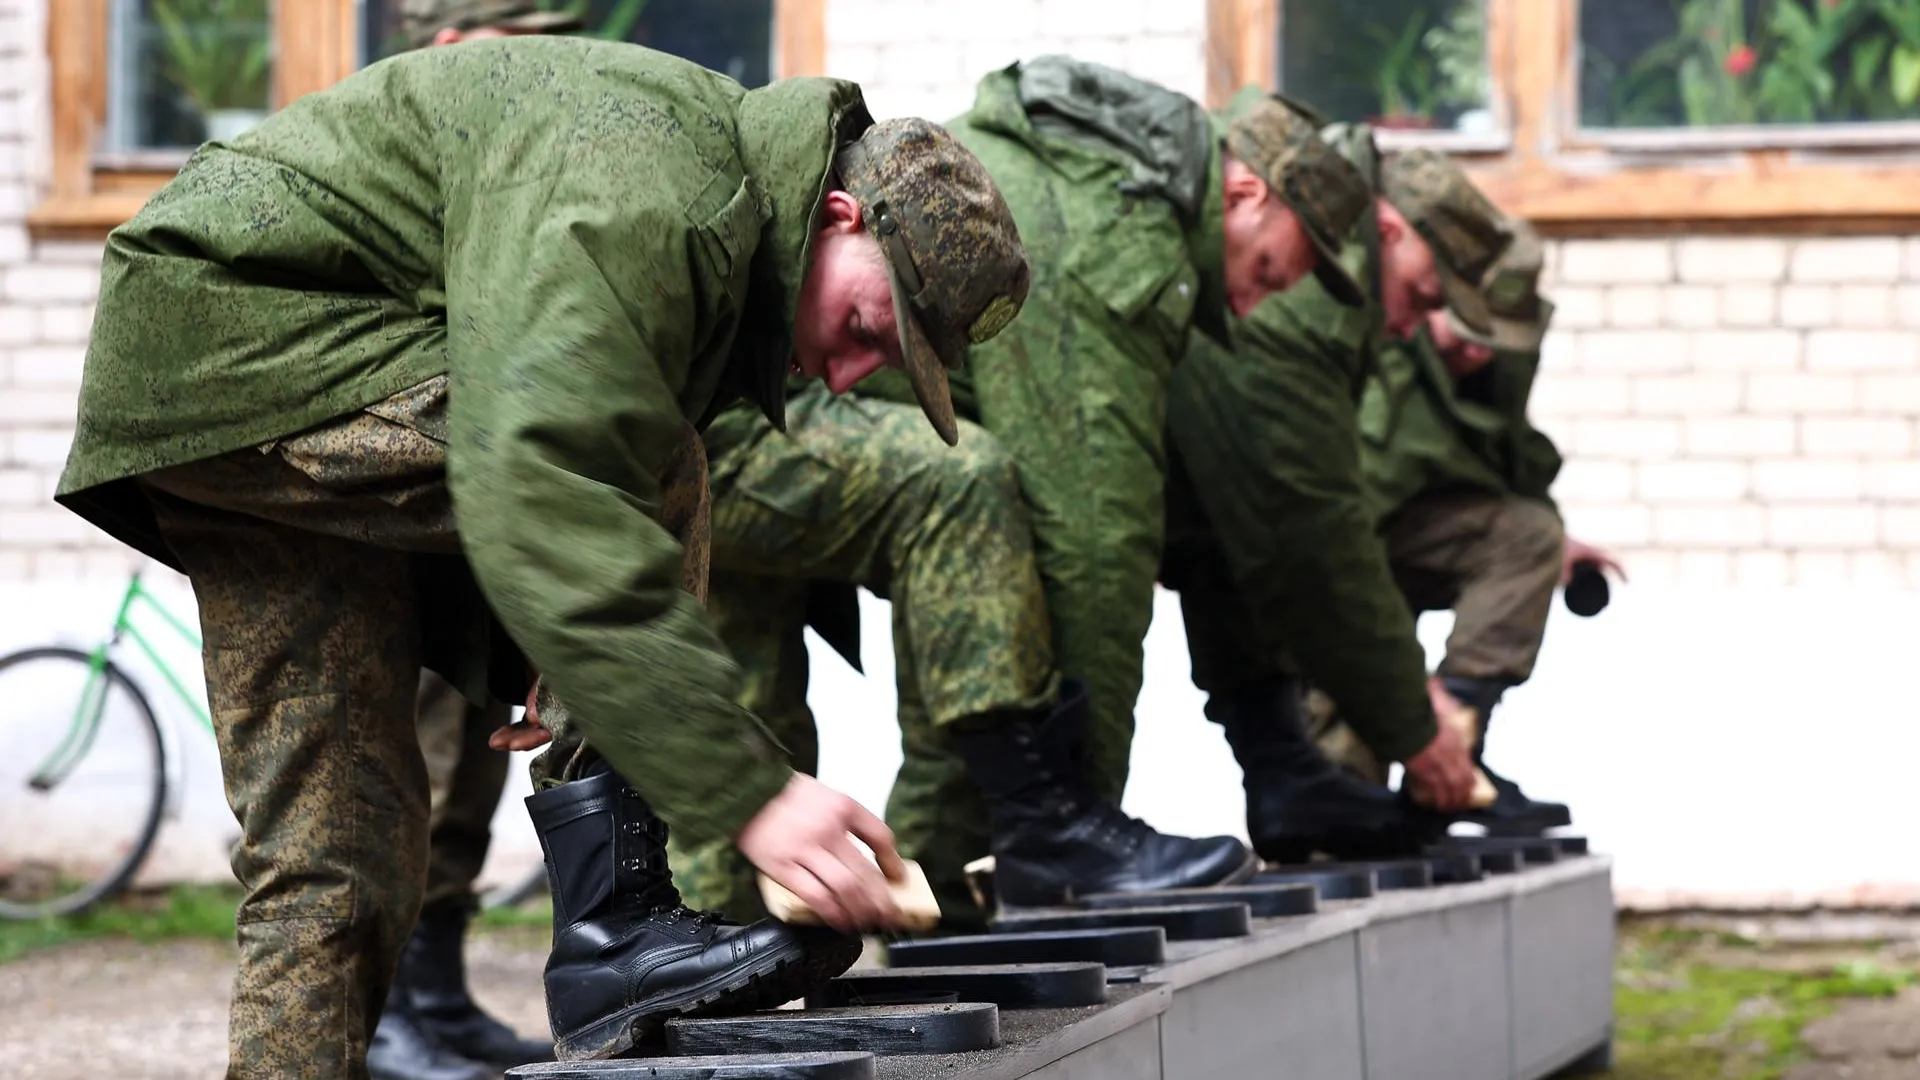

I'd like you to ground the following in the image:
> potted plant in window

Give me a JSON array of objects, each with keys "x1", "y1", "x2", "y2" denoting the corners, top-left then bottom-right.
[
  {"x1": 152, "y1": 0, "x2": 272, "y2": 143},
  {"x1": 1367, "y1": 11, "x2": 1440, "y2": 130}
]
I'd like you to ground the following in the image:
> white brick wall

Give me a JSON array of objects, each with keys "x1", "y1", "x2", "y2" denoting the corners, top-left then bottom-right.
[
  {"x1": 0, "y1": 0, "x2": 1916, "y2": 590},
  {"x1": 1539, "y1": 236, "x2": 1920, "y2": 586}
]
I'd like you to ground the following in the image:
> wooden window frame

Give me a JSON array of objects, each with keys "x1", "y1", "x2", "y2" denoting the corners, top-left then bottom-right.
[
  {"x1": 30, "y1": 0, "x2": 827, "y2": 239},
  {"x1": 1207, "y1": 0, "x2": 1920, "y2": 235}
]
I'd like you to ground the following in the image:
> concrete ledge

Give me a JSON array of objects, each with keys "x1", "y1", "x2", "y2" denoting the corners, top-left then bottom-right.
[
  {"x1": 518, "y1": 856, "x2": 1614, "y2": 1080},
  {"x1": 886, "y1": 855, "x2": 1615, "y2": 1080}
]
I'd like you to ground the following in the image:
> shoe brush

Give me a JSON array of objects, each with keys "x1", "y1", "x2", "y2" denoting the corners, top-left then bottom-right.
[{"x1": 758, "y1": 859, "x2": 942, "y2": 933}]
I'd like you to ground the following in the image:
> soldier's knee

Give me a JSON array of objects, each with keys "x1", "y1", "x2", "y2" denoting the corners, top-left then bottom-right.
[
  {"x1": 1501, "y1": 498, "x2": 1566, "y2": 568},
  {"x1": 927, "y1": 420, "x2": 1022, "y2": 505}
]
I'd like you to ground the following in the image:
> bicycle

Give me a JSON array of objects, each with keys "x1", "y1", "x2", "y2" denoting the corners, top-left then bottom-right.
[{"x1": 0, "y1": 570, "x2": 548, "y2": 920}]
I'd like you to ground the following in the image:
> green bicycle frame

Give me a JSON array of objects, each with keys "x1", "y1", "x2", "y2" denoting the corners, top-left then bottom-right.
[{"x1": 29, "y1": 572, "x2": 207, "y2": 790}]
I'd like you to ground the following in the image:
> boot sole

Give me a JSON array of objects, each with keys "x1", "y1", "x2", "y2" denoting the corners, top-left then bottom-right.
[{"x1": 553, "y1": 933, "x2": 863, "y2": 1061}]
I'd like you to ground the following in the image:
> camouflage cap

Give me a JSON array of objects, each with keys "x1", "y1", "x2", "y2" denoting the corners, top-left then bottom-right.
[
  {"x1": 401, "y1": 0, "x2": 583, "y2": 49},
  {"x1": 1381, "y1": 148, "x2": 1514, "y2": 341},
  {"x1": 1221, "y1": 94, "x2": 1370, "y2": 308},
  {"x1": 836, "y1": 118, "x2": 1029, "y2": 447},
  {"x1": 1449, "y1": 218, "x2": 1550, "y2": 354}
]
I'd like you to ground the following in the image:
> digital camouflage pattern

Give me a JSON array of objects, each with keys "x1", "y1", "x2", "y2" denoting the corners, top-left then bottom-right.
[
  {"x1": 137, "y1": 405, "x2": 469, "y2": 1080},
  {"x1": 1220, "y1": 95, "x2": 1368, "y2": 304},
  {"x1": 59, "y1": 36, "x2": 891, "y2": 851},
  {"x1": 860, "y1": 58, "x2": 1230, "y2": 799},
  {"x1": 399, "y1": 0, "x2": 582, "y2": 47},
  {"x1": 1380, "y1": 148, "x2": 1514, "y2": 341},
  {"x1": 665, "y1": 384, "x2": 1054, "y2": 928},
  {"x1": 837, "y1": 120, "x2": 1033, "y2": 446},
  {"x1": 1162, "y1": 117, "x2": 1440, "y2": 765}
]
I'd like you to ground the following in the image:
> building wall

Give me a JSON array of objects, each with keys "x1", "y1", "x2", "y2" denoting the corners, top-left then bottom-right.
[
  {"x1": 4, "y1": 0, "x2": 1918, "y2": 585},
  {"x1": 2, "y1": 0, "x2": 1919, "y2": 907}
]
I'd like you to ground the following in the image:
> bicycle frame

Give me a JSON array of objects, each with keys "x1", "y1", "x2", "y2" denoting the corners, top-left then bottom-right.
[{"x1": 29, "y1": 572, "x2": 209, "y2": 798}]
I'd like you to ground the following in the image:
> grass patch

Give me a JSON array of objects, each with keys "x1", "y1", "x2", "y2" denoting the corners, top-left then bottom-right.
[
  {"x1": 1612, "y1": 920, "x2": 1916, "y2": 1080},
  {"x1": 475, "y1": 900, "x2": 552, "y2": 932},
  {"x1": 0, "y1": 884, "x2": 241, "y2": 964}
]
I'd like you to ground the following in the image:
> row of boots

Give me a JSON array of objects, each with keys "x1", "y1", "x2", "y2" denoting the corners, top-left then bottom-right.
[
  {"x1": 376, "y1": 675, "x2": 1567, "y2": 1070},
  {"x1": 1213, "y1": 674, "x2": 1569, "y2": 865}
]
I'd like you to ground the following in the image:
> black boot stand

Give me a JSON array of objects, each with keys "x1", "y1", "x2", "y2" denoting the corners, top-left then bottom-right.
[
  {"x1": 402, "y1": 905, "x2": 555, "y2": 1069},
  {"x1": 526, "y1": 761, "x2": 863, "y2": 1060},
  {"x1": 1440, "y1": 677, "x2": 1572, "y2": 837},
  {"x1": 1213, "y1": 677, "x2": 1438, "y2": 864},
  {"x1": 951, "y1": 680, "x2": 1257, "y2": 908},
  {"x1": 366, "y1": 979, "x2": 494, "y2": 1080}
]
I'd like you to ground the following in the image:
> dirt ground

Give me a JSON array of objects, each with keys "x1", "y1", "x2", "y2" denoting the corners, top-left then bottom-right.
[
  {"x1": 2, "y1": 919, "x2": 1918, "y2": 1079},
  {"x1": 0, "y1": 928, "x2": 552, "y2": 1080}
]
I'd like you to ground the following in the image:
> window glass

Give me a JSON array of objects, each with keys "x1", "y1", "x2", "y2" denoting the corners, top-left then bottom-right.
[
  {"x1": 362, "y1": 0, "x2": 775, "y2": 88},
  {"x1": 1580, "y1": 0, "x2": 1920, "y2": 128},
  {"x1": 1278, "y1": 0, "x2": 1495, "y2": 132},
  {"x1": 103, "y1": 0, "x2": 274, "y2": 152}
]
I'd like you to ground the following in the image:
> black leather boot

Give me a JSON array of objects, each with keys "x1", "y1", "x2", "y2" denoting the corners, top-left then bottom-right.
[
  {"x1": 1212, "y1": 677, "x2": 1435, "y2": 864},
  {"x1": 951, "y1": 681, "x2": 1256, "y2": 907},
  {"x1": 527, "y1": 762, "x2": 862, "y2": 1060},
  {"x1": 403, "y1": 906, "x2": 554, "y2": 1068},
  {"x1": 366, "y1": 983, "x2": 493, "y2": 1080},
  {"x1": 1440, "y1": 677, "x2": 1572, "y2": 837}
]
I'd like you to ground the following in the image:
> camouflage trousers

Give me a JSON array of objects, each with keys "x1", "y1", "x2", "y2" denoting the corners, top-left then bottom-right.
[
  {"x1": 1311, "y1": 489, "x2": 1565, "y2": 781},
  {"x1": 136, "y1": 377, "x2": 706, "y2": 1080},
  {"x1": 668, "y1": 385, "x2": 1057, "y2": 929},
  {"x1": 415, "y1": 669, "x2": 511, "y2": 918}
]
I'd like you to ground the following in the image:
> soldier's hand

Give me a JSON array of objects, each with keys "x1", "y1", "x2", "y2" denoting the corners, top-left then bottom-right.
[
  {"x1": 1403, "y1": 722, "x2": 1477, "y2": 811},
  {"x1": 488, "y1": 681, "x2": 553, "y2": 752},
  {"x1": 1562, "y1": 536, "x2": 1627, "y2": 586},
  {"x1": 736, "y1": 773, "x2": 908, "y2": 933}
]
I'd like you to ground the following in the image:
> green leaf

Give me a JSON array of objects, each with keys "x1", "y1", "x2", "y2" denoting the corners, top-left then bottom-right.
[
  {"x1": 1893, "y1": 45, "x2": 1920, "y2": 104},
  {"x1": 1853, "y1": 34, "x2": 1891, "y2": 93}
]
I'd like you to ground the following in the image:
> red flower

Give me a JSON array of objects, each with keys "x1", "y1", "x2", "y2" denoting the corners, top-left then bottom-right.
[{"x1": 1725, "y1": 44, "x2": 1757, "y2": 76}]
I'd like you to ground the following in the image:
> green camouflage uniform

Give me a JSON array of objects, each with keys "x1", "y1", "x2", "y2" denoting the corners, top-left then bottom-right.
[
  {"x1": 669, "y1": 65, "x2": 1370, "y2": 924},
  {"x1": 57, "y1": 41, "x2": 880, "y2": 1079},
  {"x1": 669, "y1": 383, "x2": 1053, "y2": 927},
  {"x1": 396, "y1": 0, "x2": 588, "y2": 928},
  {"x1": 1163, "y1": 108, "x2": 1517, "y2": 767},
  {"x1": 1309, "y1": 226, "x2": 1564, "y2": 776},
  {"x1": 856, "y1": 59, "x2": 1361, "y2": 800}
]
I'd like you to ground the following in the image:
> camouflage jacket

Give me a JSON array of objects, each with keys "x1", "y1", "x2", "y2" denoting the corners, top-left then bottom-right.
[
  {"x1": 1359, "y1": 319, "x2": 1564, "y2": 522},
  {"x1": 1164, "y1": 122, "x2": 1438, "y2": 764},
  {"x1": 58, "y1": 37, "x2": 875, "y2": 847},
  {"x1": 808, "y1": 57, "x2": 1232, "y2": 669}
]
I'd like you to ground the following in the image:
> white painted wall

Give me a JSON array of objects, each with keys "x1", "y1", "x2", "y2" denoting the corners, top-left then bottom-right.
[{"x1": 7, "y1": 577, "x2": 1916, "y2": 912}]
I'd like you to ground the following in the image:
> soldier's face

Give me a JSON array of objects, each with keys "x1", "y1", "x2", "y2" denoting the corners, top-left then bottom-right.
[
  {"x1": 1377, "y1": 199, "x2": 1443, "y2": 340},
  {"x1": 1222, "y1": 168, "x2": 1317, "y2": 316},
  {"x1": 793, "y1": 192, "x2": 902, "y2": 394},
  {"x1": 1425, "y1": 308, "x2": 1495, "y2": 378}
]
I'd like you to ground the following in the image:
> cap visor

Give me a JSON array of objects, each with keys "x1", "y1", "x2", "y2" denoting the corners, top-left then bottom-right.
[
  {"x1": 1438, "y1": 265, "x2": 1495, "y2": 345},
  {"x1": 887, "y1": 263, "x2": 960, "y2": 447},
  {"x1": 1296, "y1": 213, "x2": 1364, "y2": 308},
  {"x1": 499, "y1": 11, "x2": 586, "y2": 33}
]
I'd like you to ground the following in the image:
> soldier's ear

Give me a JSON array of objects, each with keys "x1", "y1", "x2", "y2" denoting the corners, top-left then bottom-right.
[
  {"x1": 1220, "y1": 156, "x2": 1270, "y2": 213},
  {"x1": 818, "y1": 190, "x2": 864, "y2": 234}
]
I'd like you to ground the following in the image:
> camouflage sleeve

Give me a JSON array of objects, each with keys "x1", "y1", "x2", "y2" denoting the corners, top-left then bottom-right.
[
  {"x1": 443, "y1": 142, "x2": 791, "y2": 850},
  {"x1": 1167, "y1": 323, "x2": 1438, "y2": 763}
]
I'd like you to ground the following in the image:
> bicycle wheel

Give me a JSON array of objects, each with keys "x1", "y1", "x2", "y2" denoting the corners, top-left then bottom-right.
[{"x1": 0, "y1": 647, "x2": 168, "y2": 920}]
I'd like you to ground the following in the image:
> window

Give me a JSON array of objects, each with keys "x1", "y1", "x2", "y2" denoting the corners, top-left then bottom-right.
[
  {"x1": 1580, "y1": 0, "x2": 1920, "y2": 130},
  {"x1": 359, "y1": 0, "x2": 778, "y2": 87},
  {"x1": 1206, "y1": 0, "x2": 1920, "y2": 230},
  {"x1": 103, "y1": 0, "x2": 274, "y2": 157},
  {"x1": 32, "y1": 0, "x2": 824, "y2": 236},
  {"x1": 1277, "y1": 0, "x2": 1495, "y2": 136}
]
